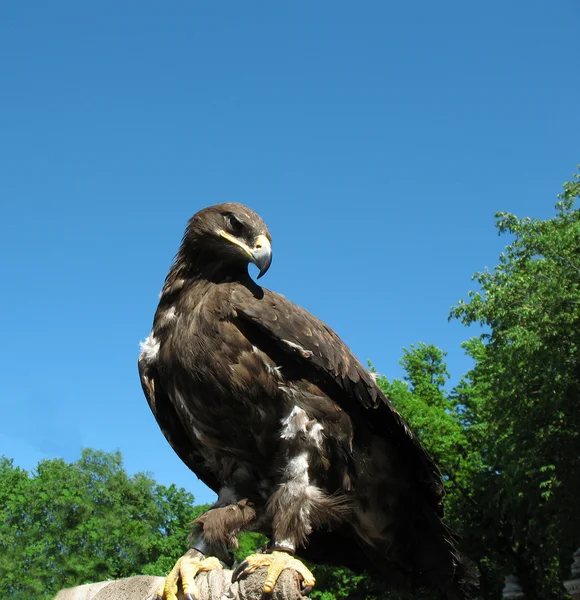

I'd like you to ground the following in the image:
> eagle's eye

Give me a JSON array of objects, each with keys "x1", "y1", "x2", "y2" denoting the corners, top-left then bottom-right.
[{"x1": 224, "y1": 213, "x2": 245, "y2": 236}]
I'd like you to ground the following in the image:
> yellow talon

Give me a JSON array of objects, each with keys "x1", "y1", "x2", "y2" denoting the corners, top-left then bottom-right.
[
  {"x1": 156, "y1": 554, "x2": 223, "y2": 600},
  {"x1": 235, "y1": 551, "x2": 315, "y2": 594}
]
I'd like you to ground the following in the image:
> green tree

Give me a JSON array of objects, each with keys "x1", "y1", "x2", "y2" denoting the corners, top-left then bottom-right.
[
  {"x1": 0, "y1": 449, "x2": 201, "y2": 599},
  {"x1": 374, "y1": 344, "x2": 502, "y2": 597},
  {"x1": 449, "y1": 169, "x2": 580, "y2": 599},
  {"x1": 377, "y1": 343, "x2": 481, "y2": 491},
  {"x1": 1, "y1": 449, "x2": 388, "y2": 600},
  {"x1": 5, "y1": 167, "x2": 579, "y2": 600}
]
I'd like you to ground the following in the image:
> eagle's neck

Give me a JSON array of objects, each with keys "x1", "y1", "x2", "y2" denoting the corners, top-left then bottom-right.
[{"x1": 163, "y1": 245, "x2": 251, "y2": 291}]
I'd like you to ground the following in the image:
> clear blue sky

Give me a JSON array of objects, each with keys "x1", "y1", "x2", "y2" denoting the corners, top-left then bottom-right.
[{"x1": 0, "y1": 1, "x2": 578, "y2": 505}]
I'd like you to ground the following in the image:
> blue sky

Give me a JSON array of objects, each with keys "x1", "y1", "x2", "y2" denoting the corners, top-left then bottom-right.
[{"x1": 0, "y1": 1, "x2": 578, "y2": 505}]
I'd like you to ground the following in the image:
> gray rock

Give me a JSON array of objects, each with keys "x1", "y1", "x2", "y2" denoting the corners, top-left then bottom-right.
[{"x1": 54, "y1": 568, "x2": 307, "y2": 600}]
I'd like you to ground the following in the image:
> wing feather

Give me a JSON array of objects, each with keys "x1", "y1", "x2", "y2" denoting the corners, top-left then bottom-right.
[
  {"x1": 138, "y1": 355, "x2": 220, "y2": 494},
  {"x1": 232, "y1": 286, "x2": 444, "y2": 506},
  {"x1": 234, "y1": 288, "x2": 397, "y2": 414}
]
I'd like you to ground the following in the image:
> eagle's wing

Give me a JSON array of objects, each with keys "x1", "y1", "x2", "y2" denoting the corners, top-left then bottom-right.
[
  {"x1": 232, "y1": 286, "x2": 444, "y2": 506},
  {"x1": 138, "y1": 355, "x2": 220, "y2": 493}
]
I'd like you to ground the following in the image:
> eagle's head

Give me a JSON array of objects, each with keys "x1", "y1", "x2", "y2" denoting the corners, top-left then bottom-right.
[{"x1": 180, "y1": 202, "x2": 273, "y2": 279}]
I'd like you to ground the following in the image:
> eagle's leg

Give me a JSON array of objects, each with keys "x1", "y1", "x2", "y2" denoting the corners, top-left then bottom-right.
[
  {"x1": 155, "y1": 548, "x2": 223, "y2": 600},
  {"x1": 156, "y1": 497, "x2": 256, "y2": 600},
  {"x1": 190, "y1": 498, "x2": 256, "y2": 563},
  {"x1": 234, "y1": 407, "x2": 347, "y2": 595},
  {"x1": 232, "y1": 446, "x2": 321, "y2": 594},
  {"x1": 232, "y1": 550, "x2": 316, "y2": 595}
]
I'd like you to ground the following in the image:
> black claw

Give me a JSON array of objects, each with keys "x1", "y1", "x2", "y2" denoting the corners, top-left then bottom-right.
[
  {"x1": 231, "y1": 559, "x2": 249, "y2": 583},
  {"x1": 301, "y1": 585, "x2": 313, "y2": 596},
  {"x1": 185, "y1": 594, "x2": 198, "y2": 600},
  {"x1": 269, "y1": 544, "x2": 295, "y2": 554}
]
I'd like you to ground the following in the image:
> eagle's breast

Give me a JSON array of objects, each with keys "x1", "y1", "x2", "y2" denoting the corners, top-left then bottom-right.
[{"x1": 152, "y1": 282, "x2": 291, "y2": 490}]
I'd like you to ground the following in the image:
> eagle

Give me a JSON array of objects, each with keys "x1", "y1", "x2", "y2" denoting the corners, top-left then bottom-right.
[{"x1": 138, "y1": 203, "x2": 474, "y2": 600}]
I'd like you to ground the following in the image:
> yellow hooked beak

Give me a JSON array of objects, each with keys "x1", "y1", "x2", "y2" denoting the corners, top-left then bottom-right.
[{"x1": 219, "y1": 232, "x2": 272, "y2": 278}]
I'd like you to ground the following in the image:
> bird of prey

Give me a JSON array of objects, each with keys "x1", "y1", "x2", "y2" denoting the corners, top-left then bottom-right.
[{"x1": 138, "y1": 203, "x2": 474, "y2": 600}]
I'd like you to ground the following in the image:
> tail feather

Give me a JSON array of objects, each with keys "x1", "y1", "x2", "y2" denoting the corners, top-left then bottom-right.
[
  {"x1": 409, "y1": 515, "x2": 479, "y2": 599},
  {"x1": 301, "y1": 524, "x2": 478, "y2": 599},
  {"x1": 355, "y1": 516, "x2": 479, "y2": 599}
]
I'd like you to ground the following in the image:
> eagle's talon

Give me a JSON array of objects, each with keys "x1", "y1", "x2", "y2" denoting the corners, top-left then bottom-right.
[
  {"x1": 233, "y1": 551, "x2": 315, "y2": 594},
  {"x1": 155, "y1": 554, "x2": 223, "y2": 600},
  {"x1": 230, "y1": 559, "x2": 250, "y2": 584}
]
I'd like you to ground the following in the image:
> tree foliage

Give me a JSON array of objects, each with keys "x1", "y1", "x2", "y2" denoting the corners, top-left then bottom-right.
[
  {"x1": 372, "y1": 168, "x2": 580, "y2": 599},
  {"x1": 448, "y1": 169, "x2": 580, "y2": 598},
  {"x1": 0, "y1": 449, "x2": 203, "y2": 599},
  {"x1": 376, "y1": 341, "x2": 505, "y2": 598},
  {"x1": 2, "y1": 169, "x2": 578, "y2": 600},
  {"x1": 377, "y1": 343, "x2": 484, "y2": 500}
]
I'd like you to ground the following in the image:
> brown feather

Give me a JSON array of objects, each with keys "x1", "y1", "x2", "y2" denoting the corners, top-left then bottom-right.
[{"x1": 138, "y1": 203, "x2": 476, "y2": 599}]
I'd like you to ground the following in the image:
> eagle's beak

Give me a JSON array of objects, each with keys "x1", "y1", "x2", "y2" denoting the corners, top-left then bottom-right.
[
  {"x1": 251, "y1": 234, "x2": 272, "y2": 279},
  {"x1": 219, "y1": 231, "x2": 272, "y2": 279}
]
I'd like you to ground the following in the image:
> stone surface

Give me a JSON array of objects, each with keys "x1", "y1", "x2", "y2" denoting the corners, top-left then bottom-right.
[
  {"x1": 54, "y1": 568, "x2": 306, "y2": 600},
  {"x1": 564, "y1": 579, "x2": 580, "y2": 599},
  {"x1": 54, "y1": 577, "x2": 164, "y2": 600},
  {"x1": 564, "y1": 548, "x2": 580, "y2": 599},
  {"x1": 502, "y1": 574, "x2": 524, "y2": 598},
  {"x1": 570, "y1": 548, "x2": 580, "y2": 579}
]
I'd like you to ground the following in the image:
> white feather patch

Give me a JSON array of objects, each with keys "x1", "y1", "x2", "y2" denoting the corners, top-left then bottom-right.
[
  {"x1": 284, "y1": 452, "x2": 310, "y2": 493},
  {"x1": 139, "y1": 334, "x2": 160, "y2": 362},
  {"x1": 280, "y1": 406, "x2": 325, "y2": 449},
  {"x1": 282, "y1": 339, "x2": 313, "y2": 358},
  {"x1": 264, "y1": 362, "x2": 283, "y2": 378},
  {"x1": 281, "y1": 406, "x2": 309, "y2": 440},
  {"x1": 308, "y1": 422, "x2": 325, "y2": 450},
  {"x1": 162, "y1": 306, "x2": 177, "y2": 322}
]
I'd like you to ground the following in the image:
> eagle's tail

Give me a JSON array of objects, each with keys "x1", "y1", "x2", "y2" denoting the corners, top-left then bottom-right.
[
  {"x1": 442, "y1": 553, "x2": 479, "y2": 600},
  {"x1": 406, "y1": 518, "x2": 479, "y2": 600},
  {"x1": 424, "y1": 549, "x2": 479, "y2": 600},
  {"x1": 354, "y1": 515, "x2": 478, "y2": 599}
]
